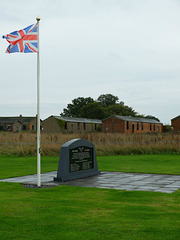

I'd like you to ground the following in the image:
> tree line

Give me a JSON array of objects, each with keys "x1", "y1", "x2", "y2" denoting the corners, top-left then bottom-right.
[{"x1": 60, "y1": 94, "x2": 160, "y2": 121}]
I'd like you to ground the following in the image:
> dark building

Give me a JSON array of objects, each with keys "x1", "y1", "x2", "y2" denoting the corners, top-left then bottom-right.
[
  {"x1": 42, "y1": 116, "x2": 102, "y2": 134},
  {"x1": 0, "y1": 115, "x2": 38, "y2": 132}
]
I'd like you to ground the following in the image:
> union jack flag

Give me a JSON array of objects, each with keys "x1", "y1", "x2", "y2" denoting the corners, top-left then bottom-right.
[{"x1": 2, "y1": 23, "x2": 38, "y2": 53}]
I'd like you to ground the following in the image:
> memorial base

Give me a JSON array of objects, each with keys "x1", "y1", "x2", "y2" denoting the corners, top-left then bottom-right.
[{"x1": 54, "y1": 170, "x2": 100, "y2": 182}]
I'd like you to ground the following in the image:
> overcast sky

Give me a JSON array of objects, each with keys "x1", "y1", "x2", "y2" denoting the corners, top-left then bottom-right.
[{"x1": 0, "y1": 0, "x2": 180, "y2": 124}]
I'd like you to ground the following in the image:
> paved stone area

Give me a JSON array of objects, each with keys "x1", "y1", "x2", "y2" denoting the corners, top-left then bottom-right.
[{"x1": 1, "y1": 171, "x2": 180, "y2": 193}]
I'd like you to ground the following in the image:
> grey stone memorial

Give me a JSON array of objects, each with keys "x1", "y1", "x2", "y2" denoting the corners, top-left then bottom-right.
[{"x1": 54, "y1": 138, "x2": 100, "y2": 182}]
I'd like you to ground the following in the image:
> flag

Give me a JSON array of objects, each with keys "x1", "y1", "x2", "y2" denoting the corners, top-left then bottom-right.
[{"x1": 2, "y1": 23, "x2": 38, "y2": 53}]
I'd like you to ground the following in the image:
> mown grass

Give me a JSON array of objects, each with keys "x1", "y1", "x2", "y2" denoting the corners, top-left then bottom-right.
[
  {"x1": 0, "y1": 154, "x2": 180, "y2": 179},
  {"x1": 0, "y1": 156, "x2": 58, "y2": 179},
  {"x1": 0, "y1": 155, "x2": 180, "y2": 240},
  {"x1": 0, "y1": 183, "x2": 180, "y2": 240},
  {"x1": 98, "y1": 155, "x2": 180, "y2": 175}
]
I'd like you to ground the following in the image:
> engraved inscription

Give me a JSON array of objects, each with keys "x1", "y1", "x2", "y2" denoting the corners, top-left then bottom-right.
[{"x1": 69, "y1": 146, "x2": 93, "y2": 172}]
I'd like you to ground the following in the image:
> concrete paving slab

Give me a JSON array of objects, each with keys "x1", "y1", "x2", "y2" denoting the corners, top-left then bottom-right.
[{"x1": 0, "y1": 171, "x2": 180, "y2": 193}]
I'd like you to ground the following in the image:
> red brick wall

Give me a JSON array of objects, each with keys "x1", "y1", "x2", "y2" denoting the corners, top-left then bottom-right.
[
  {"x1": 102, "y1": 117, "x2": 163, "y2": 133},
  {"x1": 102, "y1": 117, "x2": 112, "y2": 133},
  {"x1": 124, "y1": 121, "x2": 162, "y2": 133},
  {"x1": 102, "y1": 117, "x2": 125, "y2": 133},
  {"x1": 113, "y1": 118, "x2": 125, "y2": 133},
  {"x1": 171, "y1": 118, "x2": 180, "y2": 131}
]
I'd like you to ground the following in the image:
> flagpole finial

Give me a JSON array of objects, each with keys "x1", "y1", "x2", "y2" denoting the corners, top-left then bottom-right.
[{"x1": 36, "y1": 16, "x2": 40, "y2": 22}]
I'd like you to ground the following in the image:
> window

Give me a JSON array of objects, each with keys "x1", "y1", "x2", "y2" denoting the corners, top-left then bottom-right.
[
  {"x1": 78, "y1": 122, "x2": 80, "y2": 130},
  {"x1": 132, "y1": 124, "x2": 134, "y2": 133},
  {"x1": 126, "y1": 121, "x2": 129, "y2": 130},
  {"x1": 137, "y1": 122, "x2": 139, "y2": 130},
  {"x1": 32, "y1": 125, "x2": 34, "y2": 130},
  {"x1": 23, "y1": 125, "x2": 26, "y2": 130},
  {"x1": 141, "y1": 122, "x2": 143, "y2": 130},
  {"x1": 150, "y1": 124, "x2": 152, "y2": 131},
  {"x1": 84, "y1": 123, "x2": 86, "y2": 130},
  {"x1": 95, "y1": 124, "x2": 97, "y2": 131},
  {"x1": 71, "y1": 124, "x2": 74, "y2": 133},
  {"x1": 64, "y1": 122, "x2": 67, "y2": 130},
  {"x1": 7, "y1": 125, "x2": 12, "y2": 131},
  {"x1": 154, "y1": 124, "x2": 155, "y2": 131}
]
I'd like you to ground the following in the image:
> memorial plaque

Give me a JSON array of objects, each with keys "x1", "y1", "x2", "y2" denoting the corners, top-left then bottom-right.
[
  {"x1": 69, "y1": 146, "x2": 93, "y2": 172},
  {"x1": 54, "y1": 139, "x2": 100, "y2": 182}
]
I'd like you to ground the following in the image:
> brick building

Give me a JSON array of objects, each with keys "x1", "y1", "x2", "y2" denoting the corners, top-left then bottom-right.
[
  {"x1": 102, "y1": 115, "x2": 163, "y2": 134},
  {"x1": 0, "y1": 115, "x2": 38, "y2": 132},
  {"x1": 42, "y1": 116, "x2": 102, "y2": 134},
  {"x1": 171, "y1": 115, "x2": 180, "y2": 132}
]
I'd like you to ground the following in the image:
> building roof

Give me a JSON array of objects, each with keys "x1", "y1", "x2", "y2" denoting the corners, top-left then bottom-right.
[
  {"x1": 171, "y1": 115, "x2": 180, "y2": 121},
  {"x1": 52, "y1": 116, "x2": 102, "y2": 124},
  {"x1": 0, "y1": 116, "x2": 36, "y2": 124},
  {"x1": 103, "y1": 115, "x2": 162, "y2": 124}
]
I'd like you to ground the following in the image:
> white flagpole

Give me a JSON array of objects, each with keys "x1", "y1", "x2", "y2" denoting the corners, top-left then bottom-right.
[{"x1": 36, "y1": 17, "x2": 41, "y2": 187}]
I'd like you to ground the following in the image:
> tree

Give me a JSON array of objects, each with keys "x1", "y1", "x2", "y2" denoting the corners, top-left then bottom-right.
[
  {"x1": 145, "y1": 115, "x2": 160, "y2": 122},
  {"x1": 80, "y1": 102, "x2": 105, "y2": 120},
  {"x1": 60, "y1": 94, "x2": 160, "y2": 122},
  {"x1": 104, "y1": 103, "x2": 137, "y2": 118},
  {"x1": 97, "y1": 94, "x2": 119, "y2": 107},
  {"x1": 61, "y1": 97, "x2": 94, "y2": 117}
]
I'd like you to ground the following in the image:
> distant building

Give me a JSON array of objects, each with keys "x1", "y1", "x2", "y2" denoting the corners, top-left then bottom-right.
[
  {"x1": 171, "y1": 115, "x2": 180, "y2": 132},
  {"x1": 0, "y1": 115, "x2": 38, "y2": 132},
  {"x1": 42, "y1": 116, "x2": 102, "y2": 134},
  {"x1": 102, "y1": 115, "x2": 163, "y2": 134}
]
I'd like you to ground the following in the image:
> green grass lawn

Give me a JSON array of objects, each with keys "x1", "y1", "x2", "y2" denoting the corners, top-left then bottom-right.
[
  {"x1": 0, "y1": 156, "x2": 59, "y2": 179},
  {"x1": 0, "y1": 155, "x2": 180, "y2": 239},
  {"x1": 98, "y1": 155, "x2": 180, "y2": 175},
  {"x1": 0, "y1": 154, "x2": 180, "y2": 179},
  {"x1": 0, "y1": 182, "x2": 180, "y2": 240}
]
